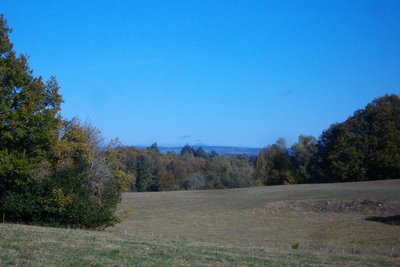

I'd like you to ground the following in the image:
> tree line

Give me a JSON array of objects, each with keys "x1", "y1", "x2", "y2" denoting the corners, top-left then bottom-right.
[
  {"x1": 255, "y1": 94, "x2": 400, "y2": 185},
  {"x1": 116, "y1": 144, "x2": 255, "y2": 192},
  {"x1": 114, "y1": 93, "x2": 399, "y2": 192}
]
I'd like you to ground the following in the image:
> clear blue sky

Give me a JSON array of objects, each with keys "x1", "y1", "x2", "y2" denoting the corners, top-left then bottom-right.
[{"x1": 1, "y1": 1, "x2": 399, "y2": 147}]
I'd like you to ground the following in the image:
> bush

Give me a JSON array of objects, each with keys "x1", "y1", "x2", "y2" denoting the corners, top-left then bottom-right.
[{"x1": 291, "y1": 242, "x2": 300, "y2": 249}]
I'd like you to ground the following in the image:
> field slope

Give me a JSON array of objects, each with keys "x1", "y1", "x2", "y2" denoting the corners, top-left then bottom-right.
[{"x1": 1, "y1": 180, "x2": 400, "y2": 266}]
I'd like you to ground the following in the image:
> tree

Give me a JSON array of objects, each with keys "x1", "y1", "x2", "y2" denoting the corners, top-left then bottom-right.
[
  {"x1": 291, "y1": 135, "x2": 318, "y2": 183},
  {"x1": 194, "y1": 147, "x2": 208, "y2": 159},
  {"x1": 180, "y1": 144, "x2": 195, "y2": 157},
  {"x1": 105, "y1": 140, "x2": 135, "y2": 193},
  {"x1": 318, "y1": 94, "x2": 400, "y2": 182},
  {"x1": 49, "y1": 119, "x2": 123, "y2": 228},
  {"x1": 255, "y1": 138, "x2": 294, "y2": 185},
  {"x1": 0, "y1": 15, "x2": 62, "y2": 197},
  {"x1": 147, "y1": 142, "x2": 160, "y2": 153},
  {"x1": 205, "y1": 155, "x2": 254, "y2": 189},
  {"x1": 362, "y1": 95, "x2": 400, "y2": 180},
  {"x1": 0, "y1": 15, "x2": 122, "y2": 228},
  {"x1": 318, "y1": 123, "x2": 366, "y2": 182},
  {"x1": 135, "y1": 155, "x2": 151, "y2": 192}
]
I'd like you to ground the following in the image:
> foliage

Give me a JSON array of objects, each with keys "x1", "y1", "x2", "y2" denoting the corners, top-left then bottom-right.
[
  {"x1": 204, "y1": 155, "x2": 254, "y2": 189},
  {"x1": 147, "y1": 142, "x2": 160, "y2": 153},
  {"x1": 115, "y1": 146, "x2": 255, "y2": 192},
  {"x1": 254, "y1": 95, "x2": 399, "y2": 185},
  {"x1": 51, "y1": 119, "x2": 126, "y2": 228},
  {"x1": 291, "y1": 135, "x2": 318, "y2": 183},
  {"x1": 0, "y1": 118, "x2": 125, "y2": 228},
  {"x1": 255, "y1": 138, "x2": 294, "y2": 185},
  {"x1": 0, "y1": 15, "x2": 62, "y2": 194},
  {"x1": 318, "y1": 94, "x2": 400, "y2": 182},
  {"x1": 0, "y1": 15, "x2": 124, "y2": 228},
  {"x1": 180, "y1": 144, "x2": 195, "y2": 157},
  {"x1": 194, "y1": 147, "x2": 208, "y2": 159}
]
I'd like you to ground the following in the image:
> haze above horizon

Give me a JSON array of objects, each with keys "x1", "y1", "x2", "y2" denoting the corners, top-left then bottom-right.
[{"x1": 1, "y1": 1, "x2": 399, "y2": 147}]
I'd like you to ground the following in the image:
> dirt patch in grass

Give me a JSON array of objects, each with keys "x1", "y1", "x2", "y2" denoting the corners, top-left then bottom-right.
[
  {"x1": 266, "y1": 199, "x2": 400, "y2": 216},
  {"x1": 366, "y1": 215, "x2": 400, "y2": 226}
]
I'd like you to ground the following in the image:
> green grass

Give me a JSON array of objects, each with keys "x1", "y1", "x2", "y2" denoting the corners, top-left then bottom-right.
[
  {"x1": 0, "y1": 223, "x2": 399, "y2": 266},
  {"x1": 1, "y1": 180, "x2": 400, "y2": 266}
]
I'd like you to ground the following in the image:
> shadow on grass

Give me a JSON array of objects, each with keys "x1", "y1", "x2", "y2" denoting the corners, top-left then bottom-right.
[{"x1": 366, "y1": 215, "x2": 400, "y2": 226}]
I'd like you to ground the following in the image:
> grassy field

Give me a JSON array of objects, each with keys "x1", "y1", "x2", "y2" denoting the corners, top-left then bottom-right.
[{"x1": 1, "y1": 180, "x2": 400, "y2": 266}]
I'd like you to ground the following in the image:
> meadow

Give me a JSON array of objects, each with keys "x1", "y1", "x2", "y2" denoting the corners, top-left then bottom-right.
[{"x1": 1, "y1": 179, "x2": 400, "y2": 266}]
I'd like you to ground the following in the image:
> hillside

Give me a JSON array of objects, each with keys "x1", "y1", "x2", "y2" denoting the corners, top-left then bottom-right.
[
  {"x1": 113, "y1": 180, "x2": 400, "y2": 252},
  {"x1": 1, "y1": 180, "x2": 400, "y2": 266}
]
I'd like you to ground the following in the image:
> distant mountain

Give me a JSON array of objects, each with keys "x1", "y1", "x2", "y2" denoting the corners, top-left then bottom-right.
[{"x1": 134, "y1": 145, "x2": 260, "y2": 156}]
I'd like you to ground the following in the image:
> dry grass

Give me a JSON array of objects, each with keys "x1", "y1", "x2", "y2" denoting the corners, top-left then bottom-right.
[
  {"x1": 111, "y1": 180, "x2": 400, "y2": 260},
  {"x1": 1, "y1": 180, "x2": 400, "y2": 266}
]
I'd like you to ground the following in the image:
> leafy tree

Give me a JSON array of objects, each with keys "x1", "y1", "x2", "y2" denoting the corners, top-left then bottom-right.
[
  {"x1": 180, "y1": 144, "x2": 195, "y2": 157},
  {"x1": 205, "y1": 155, "x2": 254, "y2": 189},
  {"x1": 188, "y1": 172, "x2": 206, "y2": 190},
  {"x1": 291, "y1": 135, "x2": 318, "y2": 183},
  {"x1": 0, "y1": 16, "x2": 122, "y2": 228},
  {"x1": 0, "y1": 15, "x2": 61, "y2": 203},
  {"x1": 135, "y1": 155, "x2": 152, "y2": 192},
  {"x1": 147, "y1": 142, "x2": 160, "y2": 153},
  {"x1": 194, "y1": 147, "x2": 208, "y2": 159},
  {"x1": 362, "y1": 95, "x2": 400, "y2": 180},
  {"x1": 105, "y1": 141, "x2": 135, "y2": 193},
  {"x1": 255, "y1": 138, "x2": 294, "y2": 185},
  {"x1": 318, "y1": 94, "x2": 400, "y2": 182},
  {"x1": 163, "y1": 154, "x2": 187, "y2": 190},
  {"x1": 318, "y1": 123, "x2": 366, "y2": 182},
  {"x1": 51, "y1": 119, "x2": 123, "y2": 228}
]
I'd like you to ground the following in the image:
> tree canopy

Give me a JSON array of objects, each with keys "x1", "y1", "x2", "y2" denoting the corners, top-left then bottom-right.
[
  {"x1": 0, "y1": 14, "x2": 62, "y2": 194},
  {"x1": 0, "y1": 15, "x2": 126, "y2": 228},
  {"x1": 254, "y1": 94, "x2": 400, "y2": 185},
  {"x1": 318, "y1": 94, "x2": 400, "y2": 182}
]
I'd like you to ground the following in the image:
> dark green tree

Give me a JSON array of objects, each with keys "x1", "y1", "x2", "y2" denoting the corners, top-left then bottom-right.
[
  {"x1": 362, "y1": 95, "x2": 400, "y2": 180},
  {"x1": 0, "y1": 15, "x2": 122, "y2": 228},
  {"x1": 194, "y1": 147, "x2": 208, "y2": 159},
  {"x1": 180, "y1": 144, "x2": 195, "y2": 157},
  {"x1": 318, "y1": 123, "x2": 366, "y2": 182},
  {"x1": 0, "y1": 15, "x2": 62, "y2": 195},
  {"x1": 318, "y1": 94, "x2": 400, "y2": 182},
  {"x1": 147, "y1": 142, "x2": 160, "y2": 153},
  {"x1": 135, "y1": 155, "x2": 151, "y2": 192}
]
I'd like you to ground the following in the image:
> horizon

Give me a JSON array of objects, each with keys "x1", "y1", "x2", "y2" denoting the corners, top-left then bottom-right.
[
  {"x1": 1, "y1": 1, "x2": 399, "y2": 147},
  {"x1": 132, "y1": 143, "x2": 262, "y2": 150}
]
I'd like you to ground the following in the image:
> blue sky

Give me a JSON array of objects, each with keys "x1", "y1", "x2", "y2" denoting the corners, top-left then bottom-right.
[{"x1": 1, "y1": 1, "x2": 399, "y2": 147}]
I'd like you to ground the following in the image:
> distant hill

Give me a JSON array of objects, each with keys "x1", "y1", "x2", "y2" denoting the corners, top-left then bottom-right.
[{"x1": 134, "y1": 145, "x2": 260, "y2": 156}]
